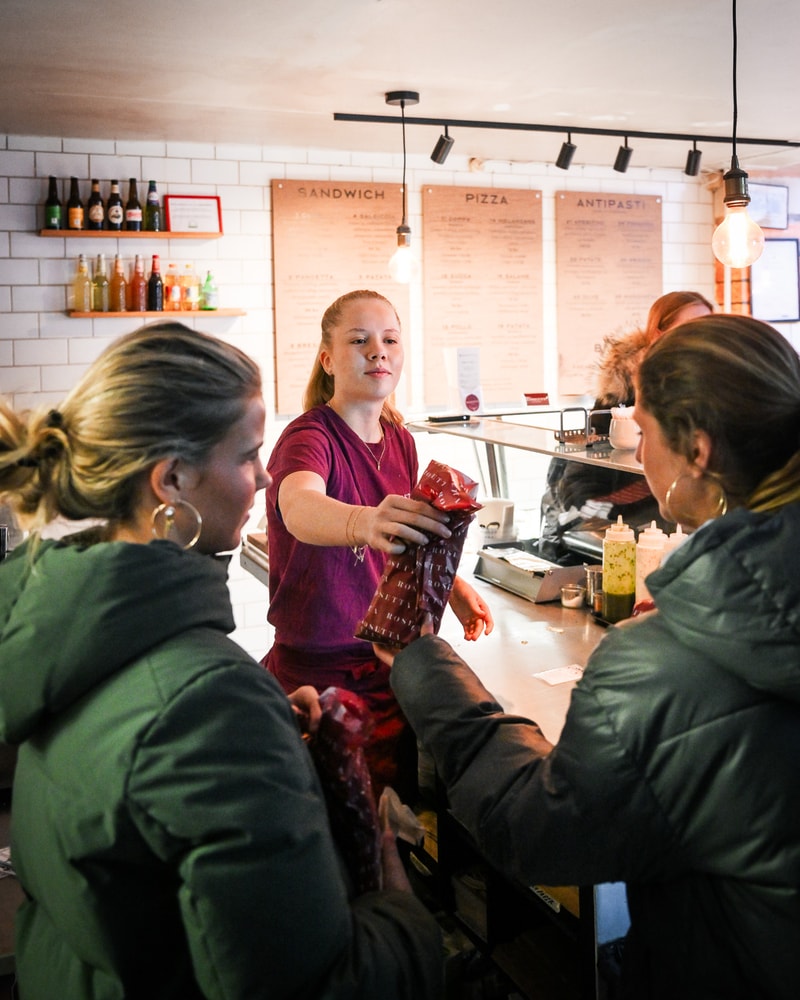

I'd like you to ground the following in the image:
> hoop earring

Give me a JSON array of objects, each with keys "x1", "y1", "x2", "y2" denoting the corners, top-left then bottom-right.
[
  {"x1": 151, "y1": 500, "x2": 203, "y2": 550},
  {"x1": 664, "y1": 471, "x2": 728, "y2": 525}
]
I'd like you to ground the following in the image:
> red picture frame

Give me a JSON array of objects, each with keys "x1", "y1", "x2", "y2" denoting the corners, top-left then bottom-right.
[{"x1": 164, "y1": 195, "x2": 223, "y2": 234}]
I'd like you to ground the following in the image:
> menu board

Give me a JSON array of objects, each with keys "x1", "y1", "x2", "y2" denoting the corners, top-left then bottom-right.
[
  {"x1": 271, "y1": 179, "x2": 410, "y2": 414},
  {"x1": 555, "y1": 192, "x2": 663, "y2": 395},
  {"x1": 422, "y1": 186, "x2": 543, "y2": 408}
]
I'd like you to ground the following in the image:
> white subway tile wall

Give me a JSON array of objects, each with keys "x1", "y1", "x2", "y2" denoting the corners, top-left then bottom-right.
[{"x1": 1, "y1": 132, "x2": 733, "y2": 659}]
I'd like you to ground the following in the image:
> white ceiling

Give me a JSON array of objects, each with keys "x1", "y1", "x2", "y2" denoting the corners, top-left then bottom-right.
[{"x1": 2, "y1": 0, "x2": 800, "y2": 174}]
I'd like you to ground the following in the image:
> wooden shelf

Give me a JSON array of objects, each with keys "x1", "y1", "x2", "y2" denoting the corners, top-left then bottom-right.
[
  {"x1": 68, "y1": 309, "x2": 245, "y2": 318},
  {"x1": 40, "y1": 229, "x2": 222, "y2": 240}
]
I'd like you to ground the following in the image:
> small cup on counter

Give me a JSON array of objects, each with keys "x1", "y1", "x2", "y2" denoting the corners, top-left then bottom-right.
[
  {"x1": 584, "y1": 564, "x2": 603, "y2": 607},
  {"x1": 560, "y1": 584, "x2": 586, "y2": 608}
]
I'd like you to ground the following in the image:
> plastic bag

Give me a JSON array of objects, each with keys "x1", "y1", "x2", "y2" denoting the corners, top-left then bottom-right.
[{"x1": 355, "y1": 460, "x2": 481, "y2": 647}]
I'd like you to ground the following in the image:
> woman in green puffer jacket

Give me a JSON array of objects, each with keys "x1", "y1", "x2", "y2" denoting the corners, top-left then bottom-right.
[
  {"x1": 384, "y1": 314, "x2": 800, "y2": 999},
  {"x1": 0, "y1": 322, "x2": 442, "y2": 999}
]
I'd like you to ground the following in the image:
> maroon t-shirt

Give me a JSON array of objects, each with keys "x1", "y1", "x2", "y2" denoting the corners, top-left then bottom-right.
[{"x1": 265, "y1": 404, "x2": 417, "y2": 669}]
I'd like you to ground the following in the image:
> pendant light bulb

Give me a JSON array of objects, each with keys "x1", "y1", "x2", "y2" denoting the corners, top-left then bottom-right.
[
  {"x1": 388, "y1": 224, "x2": 419, "y2": 284},
  {"x1": 385, "y1": 90, "x2": 421, "y2": 284},
  {"x1": 711, "y1": 156, "x2": 765, "y2": 268},
  {"x1": 712, "y1": 4, "x2": 765, "y2": 268},
  {"x1": 712, "y1": 205, "x2": 765, "y2": 268}
]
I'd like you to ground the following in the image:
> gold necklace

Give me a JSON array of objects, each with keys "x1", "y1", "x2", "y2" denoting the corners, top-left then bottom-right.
[
  {"x1": 326, "y1": 402, "x2": 386, "y2": 470},
  {"x1": 361, "y1": 423, "x2": 387, "y2": 471}
]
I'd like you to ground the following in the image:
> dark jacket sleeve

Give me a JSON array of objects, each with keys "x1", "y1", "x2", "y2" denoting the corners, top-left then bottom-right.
[
  {"x1": 131, "y1": 656, "x2": 443, "y2": 999},
  {"x1": 391, "y1": 634, "x2": 679, "y2": 889}
]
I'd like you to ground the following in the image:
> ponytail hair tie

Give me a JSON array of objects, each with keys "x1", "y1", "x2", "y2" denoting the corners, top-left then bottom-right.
[{"x1": 46, "y1": 409, "x2": 64, "y2": 429}]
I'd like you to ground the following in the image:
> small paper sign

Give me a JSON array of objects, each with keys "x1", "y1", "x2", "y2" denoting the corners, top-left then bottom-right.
[{"x1": 534, "y1": 664, "x2": 584, "y2": 685}]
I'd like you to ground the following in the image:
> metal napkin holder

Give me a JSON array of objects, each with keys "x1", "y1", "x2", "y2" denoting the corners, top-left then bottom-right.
[{"x1": 474, "y1": 539, "x2": 585, "y2": 603}]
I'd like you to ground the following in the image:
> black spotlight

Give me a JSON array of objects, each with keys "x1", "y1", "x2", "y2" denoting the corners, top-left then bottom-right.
[
  {"x1": 685, "y1": 142, "x2": 702, "y2": 176},
  {"x1": 613, "y1": 138, "x2": 633, "y2": 173},
  {"x1": 431, "y1": 125, "x2": 454, "y2": 164},
  {"x1": 555, "y1": 134, "x2": 576, "y2": 170}
]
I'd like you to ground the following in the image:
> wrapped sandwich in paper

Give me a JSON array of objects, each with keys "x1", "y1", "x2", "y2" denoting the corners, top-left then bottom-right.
[{"x1": 355, "y1": 460, "x2": 481, "y2": 647}]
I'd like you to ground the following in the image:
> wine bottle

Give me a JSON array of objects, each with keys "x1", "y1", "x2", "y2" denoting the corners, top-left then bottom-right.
[
  {"x1": 67, "y1": 177, "x2": 84, "y2": 230},
  {"x1": 91, "y1": 254, "x2": 110, "y2": 312},
  {"x1": 71, "y1": 254, "x2": 92, "y2": 312},
  {"x1": 147, "y1": 254, "x2": 164, "y2": 311},
  {"x1": 109, "y1": 254, "x2": 127, "y2": 312},
  {"x1": 44, "y1": 176, "x2": 62, "y2": 230},
  {"x1": 87, "y1": 179, "x2": 105, "y2": 230},
  {"x1": 128, "y1": 254, "x2": 147, "y2": 311},
  {"x1": 124, "y1": 178, "x2": 142, "y2": 231},
  {"x1": 106, "y1": 180, "x2": 124, "y2": 231},
  {"x1": 144, "y1": 180, "x2": 163, "y2": 231}
]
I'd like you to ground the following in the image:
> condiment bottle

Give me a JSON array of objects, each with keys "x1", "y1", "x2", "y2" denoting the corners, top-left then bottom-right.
[
  {"x1": 635, "y1": 520, "x2": 666, "y2": 604},
  {"x1": 602, "y1": 515, "x2": 636, "y2": 623},
  {"x1": 661, "y1": 524, "x2": 686, "y2": 563}
]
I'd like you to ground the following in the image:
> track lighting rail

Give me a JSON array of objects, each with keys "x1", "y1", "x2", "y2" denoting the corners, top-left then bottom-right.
[{"x1": 333, "y1": 111, "x2": 800, "y2": 151}]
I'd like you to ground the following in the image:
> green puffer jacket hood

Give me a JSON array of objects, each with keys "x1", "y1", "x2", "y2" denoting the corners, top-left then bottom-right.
[
  {"x1": 646, "y1": 502, "x2": 800, "y2": 704},
  {"x1": 0, "y1": 536, "x2": 235, "y2": 744}
]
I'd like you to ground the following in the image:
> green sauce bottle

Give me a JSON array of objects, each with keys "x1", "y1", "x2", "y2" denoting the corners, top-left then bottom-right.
[{"x1": 602, "y1": 515, "x2": 636, "y2": 623}]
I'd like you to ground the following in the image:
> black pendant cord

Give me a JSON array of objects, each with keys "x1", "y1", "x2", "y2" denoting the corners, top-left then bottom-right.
[
  {"x1": 400, "y1": 99, "x2": 408, "y2": 228},
  {"x1": 731, "y1": 0, "x2": 739, "y2": 161}
]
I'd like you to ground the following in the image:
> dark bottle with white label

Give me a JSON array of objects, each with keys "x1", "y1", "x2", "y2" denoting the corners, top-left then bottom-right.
[
  {"x1": 87, "y1": 179, "x2": 105, "y2": 230},
  {"x1": 124, "y1": 178, "x2": 142, "y2": 231},
  {"x1": 106, "y1": 179, "x2": 124, "y2": 231}
]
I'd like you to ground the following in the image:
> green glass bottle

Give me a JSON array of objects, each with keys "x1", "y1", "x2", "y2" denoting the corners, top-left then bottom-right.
[
  {"x1": 144, "y1": 180, "x2": 162, "y2": 231},
  {"x1": 44, "y1": 176, "x2": 62, "y2": 230}
]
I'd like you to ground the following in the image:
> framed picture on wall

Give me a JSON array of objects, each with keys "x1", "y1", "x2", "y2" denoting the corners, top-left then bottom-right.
[
  {"x1": 164, "y1": 195, "x2": 223, "y2": 233},
  {"x1": 750, "y1": 238, "x2": 800, "y2": 322},
  {"x1": 748, "y1": 183, "x2": 789, "y2": 230}
]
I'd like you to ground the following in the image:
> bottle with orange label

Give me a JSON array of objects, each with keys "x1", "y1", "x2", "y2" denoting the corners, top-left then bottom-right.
[{"x1": 67, "y1": 177, "x2": 84, "y2": 230}]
